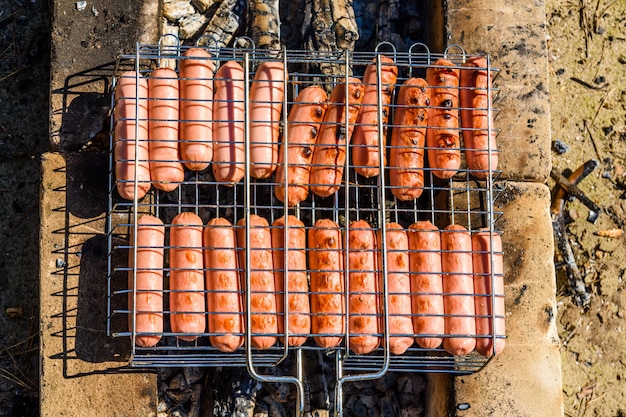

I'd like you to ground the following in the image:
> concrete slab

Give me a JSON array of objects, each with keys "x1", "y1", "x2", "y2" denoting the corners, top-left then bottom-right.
[
  {"x1": 40, "y1": 151, "x2": 157, "y2": 417},
  {"x1": 41, "y1": 1, "x2": 160, "y2": 415},
  {"x1": 446, "y1": 0, "x2": 552, "y2": 183},
  {"x1": 452, "y1": 181, "x2": 563, "y2": 417}
]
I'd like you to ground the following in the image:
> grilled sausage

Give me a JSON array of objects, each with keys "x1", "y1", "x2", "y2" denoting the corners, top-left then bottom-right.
[
  {"x1": 249, "y1": 61, "x2": 286, "y2": 179},
  {"x1": 203, "y1": 217, "x2": 244, "y2": 352},
  {"x1": 169, "y1": 212, "x2": 206, "y2": 341},
  {"x1": 179, "y1": 47, "x2": 214, "y2": 171},
  {"x1": 148, "y1": 67, "x2": 185, "y2": 192},
  {"x1": 378, "y1": 223, "x2": 414, "y2": 355},
  {"x1": 271, "y1": 215, "x2": 311, "y2": 346},
  {"x1": 114, "y1": 71, "x2": 151, "y2": 200},
  {"x1": 308, "y1": 218, "x2": 345, "y2": 348},
  {"x1": 389, "y1": 78, "x2": 430, "y2": 201},
  {"x1": 309, "y1": 78, "x2": 364, "y2": 198},
  {"x1": 236, "y1": 214, "x2": 278, "y2": 349},
  {"x1": 460, "y1": 57, "x2": 498, "y2": 178},
  {"x1": 408, "y1": 220, "x2": 444, "y2": 349},
  {"x1": 441, "y1": 224, "x2": 476, "y2": 355},
  {"x1": 425, "y1": 59, "x2": 461, "y2": 179},
  {"x1": 472, "y1": 229, "x2": 505, "y2": 357},
  {"x1": 128, "y1": 214, "x2": 164, "y2": 348},
  {"x1": 275, "y1": 85, "x2": 328, "y2": 206},
  {"x1": 347, "y1": 219, "x2": 380, "y2": 354},
  {"x1": 213, "y1": 61, "x2": 245, "y2": 184},
  {"x1": 352, "y1": 56, "x2": 398, "y2": 178}
]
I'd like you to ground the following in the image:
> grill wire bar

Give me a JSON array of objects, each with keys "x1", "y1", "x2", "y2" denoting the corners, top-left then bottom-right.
[{"x1": 106, "y1": 39, "x2": 504, "y2": 416}]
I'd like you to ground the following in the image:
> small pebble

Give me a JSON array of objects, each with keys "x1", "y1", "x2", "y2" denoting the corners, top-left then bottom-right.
[
  {"x1": 595, "y1": 26, "x2": 605, "y2": 35},
  {"x1": 555, "y1": 68, "x2": 565, "y2": 76},
  {"x1": 457, "y1": 402, "x2": 471, "y2": 411},
  {"x1": 594, "y1": 76, "x2": 606, "y2": 85},
  {"x1": 552, "y1": 139, "x2": 570, "y2": 154}
]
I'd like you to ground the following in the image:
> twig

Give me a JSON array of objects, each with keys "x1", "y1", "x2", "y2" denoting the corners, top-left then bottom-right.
[
  {"x1": 584, "y1": 120, "x2": 602, "y2": 161},
  {"x1": 550, "y1": 160, "x2": 599, "y2": 307},
  {"x1": 550, "y1": 168, "x2": 602, "y2": 221},
  {"x1": 590, "y1": 87, "x2": 615, "y2": 128},
  {"x1": 569, "y1": 77, "x2": 608, "y2": 90}
]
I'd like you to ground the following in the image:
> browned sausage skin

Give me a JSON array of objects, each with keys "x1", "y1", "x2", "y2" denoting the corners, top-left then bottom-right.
[
  {"x1": 249, "y1": 61, "x2": 286, "y2": 179},
  {"x1": 389, "y1": 78, "x2": 430, "y2": 201},
  {"x1": 203, "y1": 217, "x2": 244, "y2": 352},
  {"x1": 129, "y1": 214, "x2": 164, "y2": 348},
  {"x1": 472, "y1": 229, "x2": 505, "y2": 357},
  {"x1": 308, "y1": 218, "x2": 345, "y2": 348},
  {"x1": 271, "y1": 215, "x2": 311, "y2": 346},
  {"x1": 309, "y1": 78, "x2": 364, "y2": 198},
  {"x1": 378, "y1": 223, "x2": 414, "y2": 355},
  {"x1": 275, "y1": 86, "x2": 328, "y2": 206},
  {"x1": 347, "y1": 219, "x2": 380, "y2": 354},
  {"x1": 426, "y1": 59, "x2": 461, "y2": 179},
  {"x1": 236, "y1": 215, "x2": 278, "y2": 349},
  {"x1": 460, "y1": 57, "x2": 498, "y2": 178},
  {"x1": 169, "y1": 212, "x2": 206, "y2": 342},
  {"x1": 114, "y1": 71, "x2": 151, "y2": 200},
  {"x1": 147, "y1": 67, "x2": 185, "y2": 192},
  {"x1": 441, "y1": 224, "x2": 476, "y2": 355},
  {"x1": 179, "y1": 47, "x2": 214, "y2": 171},
  {"x1": 213, "y1": 61, "x2": 246, "y2": 185},
  {"x1": 352, "y1": 56, "x2": 398, "y2": 178},
  {"x1": 408, "y1": 220, "x2": 444, "y2": 349}
]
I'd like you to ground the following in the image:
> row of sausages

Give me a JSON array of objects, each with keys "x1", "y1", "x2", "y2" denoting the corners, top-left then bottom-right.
[
  {"x1": 114, "y1": 49, "x2": 498, "y2": 203},
  {"x1": 129, "y1": 212, "x2": 505, "y2": 357}
]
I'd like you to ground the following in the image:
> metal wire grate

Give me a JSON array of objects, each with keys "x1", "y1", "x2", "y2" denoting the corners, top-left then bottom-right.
[{"x1": 106, "y1": 39, "x2": 504, "y2": 416}]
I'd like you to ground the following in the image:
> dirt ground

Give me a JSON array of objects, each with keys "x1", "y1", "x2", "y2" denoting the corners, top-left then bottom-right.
[
  {"x1": 0, "y1": 0, "x2": 624, "y2": 416},
  {"x1": 546, "y1": 0, "x2": 626, "y2": 415},
  {"x1": 0, "y1": 1, "x2": 50, "y2": 416}
]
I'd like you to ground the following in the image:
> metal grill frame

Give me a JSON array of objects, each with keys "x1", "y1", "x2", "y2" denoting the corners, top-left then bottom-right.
[{"x1": 106, "y1": 39, "x2": 504, "y2": 416}]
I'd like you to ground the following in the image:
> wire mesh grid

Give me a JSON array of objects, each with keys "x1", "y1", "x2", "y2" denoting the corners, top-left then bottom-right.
[{"x1": 106, "y1": 40, "x2": 505, "y2": 411}]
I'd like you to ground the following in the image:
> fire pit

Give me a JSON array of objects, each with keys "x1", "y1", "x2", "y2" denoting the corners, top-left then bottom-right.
[{"x1": 41, "y1": 1, "x2": 563, "y2": 416}]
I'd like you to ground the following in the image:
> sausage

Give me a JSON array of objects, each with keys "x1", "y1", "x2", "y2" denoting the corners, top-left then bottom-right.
[
  {"x1": 308, "y1": 218, "x2": 345, "y2": 348},
  {"x1": 213, "y1": 61, "x2": 245, "y2": 185},
  {"x1": 388, "y1": 78, "x2": 430, "y2": 201},
  {"x1": 148, "y1": 67, "x2": 185, "y2": 192},
  {"x1": 236, "y1": 214, "x2": 278, "y2": 349},
  {"x1": 169, "y1": 212, "x2": 206, "y2": 341},
  {"x1": 460, "y1": 57, "x2": 498, "y2": 178},
  {"x1": 128, "y1": 215, "x2": 164, "y2": 347},
  {"x1": 309, "y1": 78, "x2": 364, "y2": 198},
  {"x1": 425, "y1": 59, "x2": 461, "y2": 179},
  {"x1": 352, "y1": 56, "x2": 398, "y2": 178},
  {"x1": 275, "y1": 86, "x2": 329, "y2": 206},
  {"x1": 179, "y1": 47, "x2": 214, "y2": 171},
  {"x1": 249, "y1": 61, "x2": 286, "y2": 179},
  {"x1": 203, "y1": 217, "x2": 244, "y2": 352},
  {"x1": 271, "y1": 215, "x2": 311, "y2": 347},
  {"x1": 378, "y1": 223, "x2": 414, "y2": 355},
  {"x1": 441, "y1": 224, "x2": 476, "y2": 355},
  {"x1": 407, "y1": 220, "x2": 444, "y2": 349},
  {"x1": 472, "y1": 229, "x2": 505, "y2": 357},
  {"x1": 114, "y1": 71, "x2": 151, "y2": 200},
  {"x1": 347, "y1": 219, "x2": 380, "y2": 354}
]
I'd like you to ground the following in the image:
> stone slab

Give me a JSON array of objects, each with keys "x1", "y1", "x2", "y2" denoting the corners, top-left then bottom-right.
[
  {"x1": 452, "y1": 181, "x2": 563, "y2": 417},
  {"x1": 446, "y1": 0, "x2": 552, "y2": 183},
  {"x1": 42, "y1": 0, "x2": 160, "y2": 415},
  {"x1": 40, "y1": 151, "x2": 157, "y2": 417}
]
